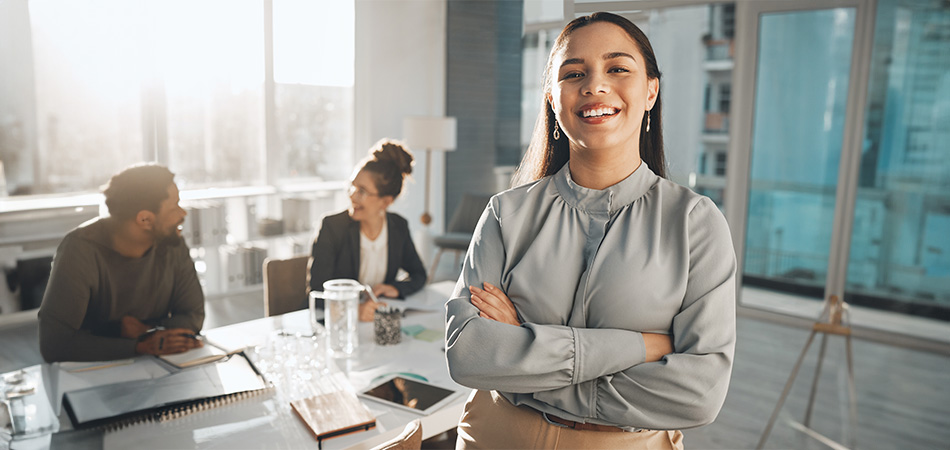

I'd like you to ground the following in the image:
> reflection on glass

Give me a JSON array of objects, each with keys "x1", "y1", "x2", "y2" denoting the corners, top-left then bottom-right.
[
  {"x1": 273, "y1": 0, "x2": 354, "y2": 181},
  {"x1": 161, "y1": 0, "x2": 265, "y2": 187},
  {"x1": 744, "y1": 9, "x2": 855, "y2": 295},
  {"x1": 846, "y1": 0, "x2": 950, "y2": 316},
  {"x1": 0, "y1": 0, "x2": 356, "y2": 195},
  {"x1": 20, "y1": 0, "x2": 146, "y2": 195},
  {"x1": 523, "y1": 0, "x2": 563, "y2": 25}
]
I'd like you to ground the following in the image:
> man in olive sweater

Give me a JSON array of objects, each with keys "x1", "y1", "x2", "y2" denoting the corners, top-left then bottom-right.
[{"x1": 38, "y1": 164, "x2": 204, "y2": 362}]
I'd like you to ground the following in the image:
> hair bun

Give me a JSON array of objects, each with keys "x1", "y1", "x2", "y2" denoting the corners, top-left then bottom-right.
[{"x1": 372, "y1": 140, "x2": 414, "y2": 176}]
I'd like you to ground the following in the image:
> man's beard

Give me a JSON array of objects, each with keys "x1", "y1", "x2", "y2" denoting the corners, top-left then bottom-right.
[{"x1": 153, "y1": 225, "x2": 184, "y2": 248}]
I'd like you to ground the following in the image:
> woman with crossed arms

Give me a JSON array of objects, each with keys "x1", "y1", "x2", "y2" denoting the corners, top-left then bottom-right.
[{"x1": 445, "y1": 12, "x2": 736, "y2": 449}]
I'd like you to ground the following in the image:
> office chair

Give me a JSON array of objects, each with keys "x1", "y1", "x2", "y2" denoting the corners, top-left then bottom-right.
[
  {"x1": 371, "y1": 419, "x2": 422, "y2": 450},
  {"x1": 262, "y1": 255, "x2": 310, "y2": 317},
  {"x1": 429, "y1": 193, "x2": 492, "y2": 281}
]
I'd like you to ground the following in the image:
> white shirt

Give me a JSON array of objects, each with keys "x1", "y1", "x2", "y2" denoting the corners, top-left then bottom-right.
[{"x1": 359, "y1": 220, "x2": 388, "y2": 288}]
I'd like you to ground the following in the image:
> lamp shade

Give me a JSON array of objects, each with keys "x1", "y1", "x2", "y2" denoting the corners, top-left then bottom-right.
[{"x1": 403, "y1": 116, "x2": 457, "y2": 151}]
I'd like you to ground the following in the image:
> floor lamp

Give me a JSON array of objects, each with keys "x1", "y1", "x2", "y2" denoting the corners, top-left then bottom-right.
[{"x1": 403, "y1": 116, "x2": 457, "y2": 226}]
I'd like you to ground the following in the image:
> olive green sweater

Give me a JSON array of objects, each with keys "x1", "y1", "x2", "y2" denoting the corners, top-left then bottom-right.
[{"x1": 38, "y1": 218, "x2": 204, "y2": 362}]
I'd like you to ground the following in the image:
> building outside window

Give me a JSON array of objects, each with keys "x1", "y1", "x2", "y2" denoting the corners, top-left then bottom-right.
[
  {"x1": 844, "y1": 0, "x2": 950, "y2": 315},
  {"x1": 0, "y1": 0, "x2": 354, "y2": 196}
]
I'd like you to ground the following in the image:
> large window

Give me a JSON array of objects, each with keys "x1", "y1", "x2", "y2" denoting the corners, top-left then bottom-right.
[
  {"x1": 729, "y1": 0, "x2": 950, "y2": 327},
  {"x1": 272, "y1": 0, "x2": 354, "y2": 181},
  {"x1": 845, "y1": 0, "x2": 950, "y2": 315},
  {"x1": 0, "y1": 0, "x2": 354, "y2": 196},
  {"x1": 743, "y1": 8, "x2": 855, "y2": 296}
]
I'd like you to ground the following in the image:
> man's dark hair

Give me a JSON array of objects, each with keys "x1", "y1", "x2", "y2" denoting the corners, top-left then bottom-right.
[{"x1": 102, "y1": 164, "x2": 176, "y2": 221}]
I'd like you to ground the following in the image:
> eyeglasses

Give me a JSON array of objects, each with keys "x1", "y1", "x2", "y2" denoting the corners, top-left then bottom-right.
[{"x1": 347, "y1": 184, "x2": 380, "y2": 200}]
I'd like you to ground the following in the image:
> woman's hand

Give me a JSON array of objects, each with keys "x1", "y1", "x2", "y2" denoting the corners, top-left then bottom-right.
[
  {"x1": 470, "y1": 282, "x2": 521, "y2": 326},
  {"x1": 372, "y1": 283, "x2": 399, "y2": 298},
  {"x1": 642, "y1": 333, "x2": 673, "y2": 363},
  {"x1": 358, "y1": 298, "x2": 385, "y2": 322}
]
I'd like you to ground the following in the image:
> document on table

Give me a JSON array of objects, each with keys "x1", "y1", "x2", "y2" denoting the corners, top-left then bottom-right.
[
  {"x1": 158, "y1": 340, "x2": 245, "y2": 369},
  {"x1": 63, "y1": 354, "x2": 267, "y2": 430},
  {"x1": 385, "y1": 281, "x2": 456, "y2": 312},
  {"x1": 51, "y1": 358, "x2": 171, "y2": 416}
]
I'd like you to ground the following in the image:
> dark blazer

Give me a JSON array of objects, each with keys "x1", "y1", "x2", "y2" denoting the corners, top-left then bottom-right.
[{"x1": 307, "y1": 211, "x2": 427, "y2": 309}]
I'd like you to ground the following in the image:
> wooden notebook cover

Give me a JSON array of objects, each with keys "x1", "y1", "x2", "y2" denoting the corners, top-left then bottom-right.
[{"x1": 291, "y1": 391, "x2": 377, "y2": 442}]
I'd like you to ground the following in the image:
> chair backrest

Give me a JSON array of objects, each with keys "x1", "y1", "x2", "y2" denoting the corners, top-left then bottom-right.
[
  {"x1": 371, "y1": 419, "x2": 422, "y2": 450},
  {"x1": 263, "y1": 255, "x2": 310, "y2": 317},
  {"x1": 445, "y1": 193, "x2": 493, "y2": 234}
]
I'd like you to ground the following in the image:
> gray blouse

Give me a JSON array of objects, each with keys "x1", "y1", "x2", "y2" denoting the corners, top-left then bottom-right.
[{"x1": 445, "y1": 162, "x2": 736, "y2": 430}]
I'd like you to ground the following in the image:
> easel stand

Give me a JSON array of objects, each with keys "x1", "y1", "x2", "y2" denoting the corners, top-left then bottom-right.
[{"x1": 756, "y1": 295, "x2": 858, "y2": 450}]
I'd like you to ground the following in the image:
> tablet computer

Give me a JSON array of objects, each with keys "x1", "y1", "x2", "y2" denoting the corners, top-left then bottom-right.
[{"x1": 358, "y1": 375, "x2": 459, "y2": 415}]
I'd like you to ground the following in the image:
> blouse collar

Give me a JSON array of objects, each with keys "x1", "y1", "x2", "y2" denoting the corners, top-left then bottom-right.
[{"x1": 553, "y1": 160, "x2": 658, "y2": 215}]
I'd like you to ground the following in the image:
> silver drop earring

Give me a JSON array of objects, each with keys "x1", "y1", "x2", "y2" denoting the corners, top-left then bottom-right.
[
  {"x1": 646, "y1": 111, "x2": 651, "y2": 133},
  {"x1": 553, "y1": 121, "x2": 561, "y2": 140}
]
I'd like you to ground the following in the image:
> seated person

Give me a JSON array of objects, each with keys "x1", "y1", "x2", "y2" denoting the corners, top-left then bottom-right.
[
  {"x1": 309, "y1": 139, "x2": 427, "y2": 321},
  {"x1": 38, "y1": 164, "x2": 204, "y2": 362}
]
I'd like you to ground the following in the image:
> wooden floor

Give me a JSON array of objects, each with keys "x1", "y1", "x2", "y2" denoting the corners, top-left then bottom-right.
[
  {"x1": 683, "y1": 317, "x2": 950, "y2": 449},
  {"x1": 3, "y1": 283, "x2": 948, "y2": 450}
]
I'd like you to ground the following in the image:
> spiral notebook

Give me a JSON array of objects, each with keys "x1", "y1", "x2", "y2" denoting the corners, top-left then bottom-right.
[{"x1": 62, "y1": 353, "x2": 268, "y2": 430}]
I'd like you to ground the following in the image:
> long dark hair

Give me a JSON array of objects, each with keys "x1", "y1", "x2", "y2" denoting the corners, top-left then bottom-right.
[{"x1": 512, "y1": 12, "x2": 666, "y2": 186}]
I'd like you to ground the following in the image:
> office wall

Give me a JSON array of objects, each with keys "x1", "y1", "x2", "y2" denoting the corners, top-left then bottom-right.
[
  {"x1": 355, "y1": 0, "x2": 448, "y2": 261},
  {"x1": 445, "y1": 0, "x2": 523, "y2": 215}
]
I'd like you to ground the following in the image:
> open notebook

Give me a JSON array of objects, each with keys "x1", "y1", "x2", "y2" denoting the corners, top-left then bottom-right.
[
  {"x1": 63, "y1": 353, "x2": 268, "y2": 430},
  {"x1": 158, "y1": 339, "x2": 245, "y2": 369}
]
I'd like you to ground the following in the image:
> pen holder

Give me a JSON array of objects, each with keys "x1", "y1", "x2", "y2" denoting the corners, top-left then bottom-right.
[{"x1": 374, "y1": 308, "x2": 401, "y2": 346}]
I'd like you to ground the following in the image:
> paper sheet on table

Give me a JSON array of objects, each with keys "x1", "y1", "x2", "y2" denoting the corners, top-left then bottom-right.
[
  {"x1": 384, "y1": 290, "x2": 449, "y2": 312},
  {"x1": 51, "y1": 358, "x2": 170, "y2": 416},
  {"x1": 379, "y1": 280, "x2": 455, "y2": 313}
]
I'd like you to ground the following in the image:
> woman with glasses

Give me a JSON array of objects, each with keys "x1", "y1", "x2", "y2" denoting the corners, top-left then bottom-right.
[
  {"x1": 309, "y1": 139, "x2": 427, "y2": 320},
  {"x1": 444, "y1": 12, "x2": 736, "y2": 449}
]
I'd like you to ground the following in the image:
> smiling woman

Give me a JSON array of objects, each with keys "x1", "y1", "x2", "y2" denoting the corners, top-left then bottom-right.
[
  {"x1": 547, "y1": 22, "x2": 660, "y2": 189},
  {"x1": 445, "y1": 12, "x2": 736, "y2": 449},
  {"x1": 308, "y1": 139, "x2": 427, "y2": 321}
]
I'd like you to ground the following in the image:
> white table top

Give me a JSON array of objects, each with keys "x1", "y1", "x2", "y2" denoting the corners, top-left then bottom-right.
[{"x1": 2, "y1": 281, "x2": 465, "y2": 450}]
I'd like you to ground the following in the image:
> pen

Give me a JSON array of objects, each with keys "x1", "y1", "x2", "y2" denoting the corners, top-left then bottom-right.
[
  {"x1": 137, "y1": 326, "x2": 166, "y2": 342},
  {"x1": 364, "y1": 284, "x2": 380, "y2": 303}
]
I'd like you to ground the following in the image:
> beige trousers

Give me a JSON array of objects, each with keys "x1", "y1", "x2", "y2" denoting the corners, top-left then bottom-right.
[{"x1": 456, "y1": 390, "x2": 684, "y2": 450}]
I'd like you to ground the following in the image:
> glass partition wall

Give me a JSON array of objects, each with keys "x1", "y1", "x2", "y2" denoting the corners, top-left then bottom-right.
[
  {"x1": 729, "y1": 0, "x2": 950, "y2": 344},
  {"x1": 533, "y1": 1, "x2": 950, "y2": 343}
]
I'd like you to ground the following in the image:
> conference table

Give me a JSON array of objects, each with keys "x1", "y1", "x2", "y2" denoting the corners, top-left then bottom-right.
[{"x1": 2, "y1": 281, "x2": 466, "y2": 450}]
